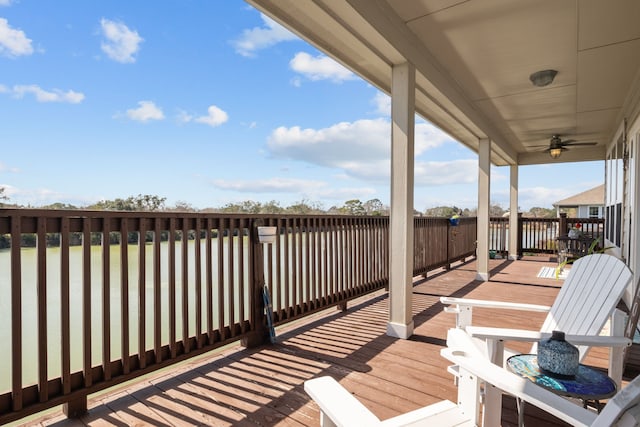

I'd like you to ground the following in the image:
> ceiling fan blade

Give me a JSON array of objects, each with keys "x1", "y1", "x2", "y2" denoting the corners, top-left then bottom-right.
[{"x1": 563, "y1": 141, "x2": 597, "y2": 146}]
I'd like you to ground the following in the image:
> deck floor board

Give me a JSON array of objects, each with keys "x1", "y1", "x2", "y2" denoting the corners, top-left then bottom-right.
[{"x1": 25, "y1": 256, "x2": 628, "y2": 427}]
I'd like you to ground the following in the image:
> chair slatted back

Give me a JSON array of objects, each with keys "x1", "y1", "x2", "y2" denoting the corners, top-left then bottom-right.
[{"x1": 535, "y1": 254, "x2": 633, "y2": 359}]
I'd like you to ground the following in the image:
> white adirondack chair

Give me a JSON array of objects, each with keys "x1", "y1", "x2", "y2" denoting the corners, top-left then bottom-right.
[
  {"x1": 443, "y1": 329, "x2": 640, "y2": 427},
  {"x1": 441, "y1": 253, "x2": 634, "y2": 425},
  {"x1": 304, "y1": 329, "x2": 640, "y2": 427}
]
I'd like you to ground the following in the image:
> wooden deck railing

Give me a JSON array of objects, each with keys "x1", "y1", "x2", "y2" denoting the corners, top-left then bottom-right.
[
  {"x1": 0, "y1": 209, "x2": 478, "y2": 424},
  {"x1": 488, "y1": 213, "x2": 605, "y2": 256}
]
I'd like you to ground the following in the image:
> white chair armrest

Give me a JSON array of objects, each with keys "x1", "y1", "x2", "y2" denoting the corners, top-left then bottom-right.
[
  {"x1": 440, "y1": 296, "x2": 551, "y2": 312},
  {"x1": 304, "y1": 376, "x2": 381, "y2": 426},
  {"x1": 440, "y1": 297, "x2": 551, "y2": 329},
  {"x1": 304, "y1": 376, "x2": 471, "y2": 427},
  {"x1": 379, "y1": 400, "x2": 464, "y2": 426},
  {"x1": 466, "y1": 326, "x2": 632, "y2": 348}
]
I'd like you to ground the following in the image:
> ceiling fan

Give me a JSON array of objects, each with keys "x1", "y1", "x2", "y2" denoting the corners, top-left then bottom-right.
[{"x1": 538, "y1": 135, "x2": 598, "y2": 159}]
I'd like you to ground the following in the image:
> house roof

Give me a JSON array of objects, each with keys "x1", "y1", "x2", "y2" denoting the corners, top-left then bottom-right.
[
  {"x1": 553, "y1": 184, "x2": 605, "y2": 207},
  {"x1": 247, "y1": 0, "x2": 640, "y2": 167}
]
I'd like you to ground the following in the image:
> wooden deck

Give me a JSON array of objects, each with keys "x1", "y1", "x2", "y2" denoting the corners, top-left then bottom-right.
[{"x1": 20, "y1": 256, "x2": 627, "y2": 426}]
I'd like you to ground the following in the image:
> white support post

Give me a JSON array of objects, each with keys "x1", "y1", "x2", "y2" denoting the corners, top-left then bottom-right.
[
  {"x1": 477, "y1": 138, "x2": 491, "y2": 281},
  {"x1": 509, "y1": 164, "x2": 519, "y2": 260},
  {"x1": 387, "y1": 62, "x2": 415, "y2": 339}
]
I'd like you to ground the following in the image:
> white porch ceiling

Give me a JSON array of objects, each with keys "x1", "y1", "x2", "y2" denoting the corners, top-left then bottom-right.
[{"x1": 246, "y1": 0, "x2": 640, "y2": 166}]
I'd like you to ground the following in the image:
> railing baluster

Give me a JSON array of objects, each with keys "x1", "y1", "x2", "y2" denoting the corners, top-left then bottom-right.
[
  {"x1": 102, "y1": 217, "x2": 111, "y2": 381},
  {"x1": 153, "y1": 218, "x2": 162, "y2": 364},
  {"x1": 310, "y1": 217, "x2": 317, "y2": 307},
  {"x1": 206, "y1": 218, "x2": 213, "y2": 343},
  {"x1": 138, "y1": 218, "x2": 146, "y2": 369},
  {"x1": 120, "y1": 218, "x2": 130, "y2": 374},
  {"x1": 168, "y1": 217, "x2": 176, "y2": 358},
  {"x1": 217, "y1": 220, "x2": 225, "y2": 339},
  {"x1": 195, "y1": 218, "x2": 202, "y2": 348},
  {"x1": 329, "y1": 217, "x2": 336, "y2": 301},
  {"x1": 307, "y1": 218, "x2": 312, "y2": 307},
  {"x1": 359, "y1": 219, "x2": 364, "y2": 289},
  {"x1": 291, "y1": 218, "x2": 298, "y2": 314},
  {"x1": 36, "y1": 217, "x2": 48, "y2": 402},
  {"x1": 283, "y1": 218, "x2": 290, "y2": 316},
  {"x1": 298, "y1": 218, "x2": 303, "y2": 310},
  {"x1": 275, "y1": 218, "x2": 282, "y2": 317},
  {"x1": 228, "y1": 219, "x2": 235, "y2": 336},
  {"x1": 82, "y1": 216, "x2": 92, "y2": 387},
  {"x1": 181, "y1": 218, "x2": 189, "y2": 353},
  {"x1": 321, "y1": 217, "x2": 328, "y2": 304},
  {"x1": 11, "y1": 214, "x2": 22, "y2": 411},
  {"x1": 238, "y1": 218, "x2": 245, "y2": 332},
  {"x1": 60, "y1": 217, "x2": 71, "y2": 394}
]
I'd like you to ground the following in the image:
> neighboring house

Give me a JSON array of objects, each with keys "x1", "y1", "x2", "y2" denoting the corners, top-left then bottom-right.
[{"x1": 553, "y1": 184, "x2": 604, "y2": 218}]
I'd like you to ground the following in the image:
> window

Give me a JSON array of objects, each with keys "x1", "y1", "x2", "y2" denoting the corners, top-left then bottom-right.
[
  {"x1": 605, "y1": 133, "x2": 625, "y2": 248},
  {"x1": 589, "y1": 206, "x2": 599, "y2": 218}
]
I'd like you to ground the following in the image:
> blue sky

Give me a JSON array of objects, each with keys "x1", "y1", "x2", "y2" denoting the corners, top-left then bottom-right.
[{"x1": 0, "y1": 0, "x2": 603, "y2": 211}]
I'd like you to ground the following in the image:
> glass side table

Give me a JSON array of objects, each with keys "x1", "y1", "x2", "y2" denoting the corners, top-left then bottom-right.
[{"x1": 506, "y1": 354, "x2": 616, "y2": 427}]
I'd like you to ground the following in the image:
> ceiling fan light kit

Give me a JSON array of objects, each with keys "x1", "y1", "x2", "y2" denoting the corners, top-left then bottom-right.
[
  {"x1": 530, "y1": 69, "x2": 558, "y2": 87},
  {"x1": 549, "y1": 147, "x2": 563, "y2": 159}
]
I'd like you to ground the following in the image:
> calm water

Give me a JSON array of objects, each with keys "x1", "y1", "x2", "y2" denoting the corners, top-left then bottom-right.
[{"x1": 0, "y1": 238, "x2": 249, "y2": 393}]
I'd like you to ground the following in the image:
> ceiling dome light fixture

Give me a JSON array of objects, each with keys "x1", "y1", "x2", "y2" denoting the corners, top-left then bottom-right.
[{"x1": 530, "y1": 69, "x2": 558, "y2": 87}]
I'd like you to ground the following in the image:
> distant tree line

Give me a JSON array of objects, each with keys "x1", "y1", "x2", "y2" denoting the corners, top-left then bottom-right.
[
  {"x1": 423, "y1": 204, "x2": 556, "y2": 219},
  {"x1": 0, "y1": 188, "x2": 556, "y2": 218},
  {"x1": 0, "y1": 187, "x2": 558, "y2": 249}
]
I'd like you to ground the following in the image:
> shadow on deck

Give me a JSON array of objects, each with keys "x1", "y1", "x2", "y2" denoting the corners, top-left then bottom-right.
[{"x1": 21, "y1": 256, "x2": 625, "y2": 426}]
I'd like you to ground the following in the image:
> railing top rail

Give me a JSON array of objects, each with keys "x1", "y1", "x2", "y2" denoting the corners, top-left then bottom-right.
[{"x1": 0, "y1": 208, "x2": 391, "y2": 220}]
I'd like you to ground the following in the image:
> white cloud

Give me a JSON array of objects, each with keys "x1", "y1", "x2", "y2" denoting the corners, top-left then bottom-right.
[
  {"x1": 518, "y1": 186, "x2": 570, "y2": 210},
  {"x1": 9, "y1": 84, "x2": 85, "y2": 103},
  {"x1": 266, "y1": 119, "x2": 468, "y2": 186},
  {"x1": 267, "y1": 119, "x2": 450, "y2": 174},
  {"x1": 213, "y1": 177, "x2": 324, "y2": 193},
  {"x1": 194, "y1": 105, "x2": 229, "y2": 127},
  {"x1": 414, "y1": 159, "x2": 478, "y2": 185},
  {"x1": 232, "y1": 13, "x2": 298, "y2": 57},
  {"x1": 126, "y1": 101, "x2": 164, "y2": 122},
  {"x1": 177, "y1": 105, "x2": 229, "y2": 127},
  {"x1": 0, "y1": 0, "x2": 12, "y2": 6},
  {"x1": 372, "y1": 92, "x2": 391, "y2": 116},
  {"x1": 211, "y1": 177, "x2": 376, "y2": 202},
  {"x1": 176, "y1": 110, "x2": 193, "y2": 124},
  {"x1": 0, "y1": 162, "x2": 20, "y2": 173},
  {"x1": 1, "y1": 184, "x2": 96, "y2": 207},
  {"x1": 0, "y1": 18, "x2": 34, "y2": 57},
  {"x1": 289, "y1": 52, "x2": 355, "y2": 83},
  {"x1": 313, "y1": 186, "x2": 377, "y2": 201},
  {"x1": 100, "y1": 18, "x2": 143, "y2": 63}
]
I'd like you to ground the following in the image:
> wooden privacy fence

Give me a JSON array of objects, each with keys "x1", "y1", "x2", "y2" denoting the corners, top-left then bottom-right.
[{"x1": 0, "y1": 210, "x2": 476, "y2": 424}]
